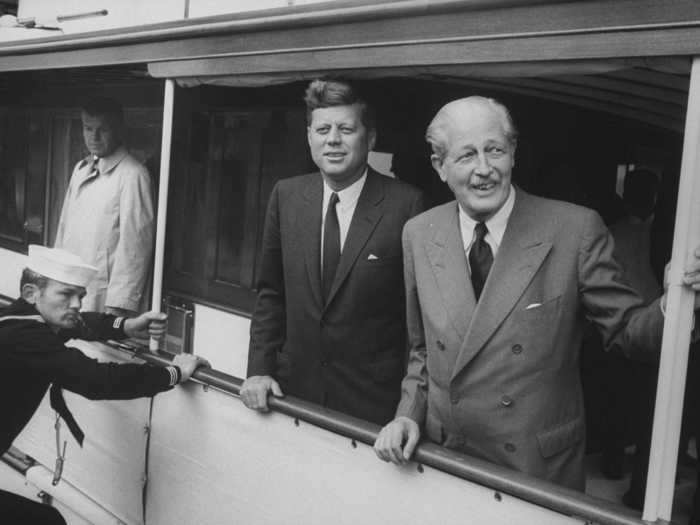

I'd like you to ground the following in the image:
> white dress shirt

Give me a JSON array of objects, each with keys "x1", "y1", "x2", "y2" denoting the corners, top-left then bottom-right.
[
  {"x1": 459, "y1": 186, "x2": 516, "y2": 273},
  {"x1": 320, "y1": 170, "x2": 367, "y2": 266}
]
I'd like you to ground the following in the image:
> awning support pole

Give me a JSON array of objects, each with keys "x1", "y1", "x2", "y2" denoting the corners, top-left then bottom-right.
[
  {"x1": 150, "y1": 78, "x2": 175, "y2": 352},
  {"x1": 642, "y1": 56, "x2": 700, "y2": 522}
]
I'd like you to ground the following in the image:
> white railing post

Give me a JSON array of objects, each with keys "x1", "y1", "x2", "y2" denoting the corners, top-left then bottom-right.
[
  {"x1": 643, "y1": 56, "x2": 700, "y2": 522},
  {"x1": 150, "y1": 78, "x2": 175, "y2": 352}
]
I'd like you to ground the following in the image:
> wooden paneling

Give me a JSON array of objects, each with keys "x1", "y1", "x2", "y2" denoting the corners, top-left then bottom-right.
[
  {"x1": 0, "y1": 109, "x2": 47, "y2": 251},
  {"x1": 0, "y1": 109, "x2": 25, "y2": 247},
  {"x1": 166, "y1": 90, "x2": 310, "y2": 311},
  {"x1": 211, "y1": 110, "x2": 269, "y2": 289},
  {"x1": 2, "y1": 0, "x2": 700, "y2": 72},
  {"x1": 148, "y1": 26, "x2": 700, "y2": 79}
]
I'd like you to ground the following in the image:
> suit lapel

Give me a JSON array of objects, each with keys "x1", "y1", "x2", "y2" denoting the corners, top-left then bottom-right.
[
  {"x1": 301, "y1": 174, "x2": 324, "y2": 310},
  {"x1": 324, "y1": 169, "x2": 384, "y2": 310},
  {"x1": 451, "y1": 190, "x2": 553, "y2": 379},
  {"x1": 426, "y1": 202, "x2": 474, "y2": 340}
]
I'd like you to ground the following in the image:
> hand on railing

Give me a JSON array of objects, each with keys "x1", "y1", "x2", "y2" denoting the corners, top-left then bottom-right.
[
  {"x1": 374, "y1": 416, "x2": 420, "y2": 465},
  {"x1": 172, "y1": 354, "x2": 211, "y2": 383},
  {"x1": 240, "y1": 375, "x2": 284, "y2": 412}
]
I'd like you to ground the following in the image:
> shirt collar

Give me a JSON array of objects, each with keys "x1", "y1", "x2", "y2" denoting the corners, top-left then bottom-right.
[
  {"x1": 458, "y1": 185, "x2": 516, "y2": 249},
  {"x1": 96, "y1": 145, "x2": 128, "y2": 175},
  {"x1": 322, "y1": 168, "x2": 368, "y2": 210}
]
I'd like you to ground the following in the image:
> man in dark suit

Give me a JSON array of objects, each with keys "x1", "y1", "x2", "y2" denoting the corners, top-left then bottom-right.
[
  {"x1": 374, "y1": 96, "x2": 700, "y2": 489},
  {"x1": 241, "y1": 79, "x2": 424, "y2": 424}
]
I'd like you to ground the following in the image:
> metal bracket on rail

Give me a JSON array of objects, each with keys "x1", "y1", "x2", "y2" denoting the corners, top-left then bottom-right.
[{"x1": 52, "y1": 413, "x2": 67, "y2": 486}]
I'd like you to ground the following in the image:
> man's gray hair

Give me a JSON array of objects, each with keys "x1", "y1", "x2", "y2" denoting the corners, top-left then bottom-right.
[{"x1": 426, "y1": 96, "x2": 518, "y2": 163}]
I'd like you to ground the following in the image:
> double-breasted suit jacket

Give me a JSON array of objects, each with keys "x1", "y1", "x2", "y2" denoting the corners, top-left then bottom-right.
[
  {"x1": 248, "y1": 168, "x2": 424, "y2": 425},
  {"x1": 395, "y1": 189, "x2": 664, "y2": 489}
]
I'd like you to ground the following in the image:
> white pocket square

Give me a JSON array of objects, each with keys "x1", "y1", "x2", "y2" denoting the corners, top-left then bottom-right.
[
  {"x1": 367, "y1": 254, "x2": 379, "y2": 260},
  {"x1": 525, "y1": 303, "x2": 542, "y2": 310}
]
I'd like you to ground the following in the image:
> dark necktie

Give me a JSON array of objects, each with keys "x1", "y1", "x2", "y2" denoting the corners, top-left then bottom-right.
[
  {"x1": 469, "y1": 222, "x2": 493, "y2": 300},
  {"x1": 322, "y1": 192, "x2": 340, "y2": 303},
  {"x1": 89, "y1": 156, "x2": 100, "y2": 177}
]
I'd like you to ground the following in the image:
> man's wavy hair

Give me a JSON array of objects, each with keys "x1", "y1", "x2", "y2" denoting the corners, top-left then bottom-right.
[
  {"x1": 304, "y1": 78, "x2": 376, "y2": 131},
  {"x1": 81, "y1": 96, "x2": 125, "y2": 129}
]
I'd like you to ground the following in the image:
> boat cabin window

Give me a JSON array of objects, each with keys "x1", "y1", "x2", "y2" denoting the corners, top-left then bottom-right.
[
  {"x1": 0, "y1": 106, "x2": 47, "y2": 251},
  {"x1": 0, "y1": 67, "x2": 163, "y2": 253},
  {"x1": 165, "y1": 86, "x2": 313, "y2": 312},
  {"x1": 162, "y1": 75, "x2": 684, "y2": 316},
  {"x1": 0, "y1": 68, "x2": 685, "y2": 317},
  {"x1": 0, "y1": 58, "x2": 695, "y2": 517}
]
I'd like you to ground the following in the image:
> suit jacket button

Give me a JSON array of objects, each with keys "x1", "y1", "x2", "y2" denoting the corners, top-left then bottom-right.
[
  {"x1": 450, "y1": 396, "x2": 459, "y2": 405},
  {"x1": 500, "y1": 395, "x2": 513, "y2": 407},
  {"x1": 504, "y1": 442, "x2": 516, "y2": 453},
  {"x1": 321, "y1": 360, "x2": 328, "y2": 367},
  {"x1": 511, "y1": 344, "x2": 523, "y2": 354},
  {"x1": 436, "y1": 340, "x2": 445, "y2": 351}
]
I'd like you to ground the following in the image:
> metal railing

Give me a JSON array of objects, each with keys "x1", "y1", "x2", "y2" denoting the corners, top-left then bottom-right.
[
  {"x1": 1, "y1": 446, "x2": 36, "y2": 475},
  {"x1": 109, "y1": 341, "x2": 648, "y2": 525}
]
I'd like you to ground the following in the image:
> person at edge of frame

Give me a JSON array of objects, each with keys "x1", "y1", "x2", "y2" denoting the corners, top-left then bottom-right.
[
  {"x1": 0, "y1": 245, "x2": 209, "y2": 525},
  {"x1": 374, "y1": 95, "x2": 700, "y2": 492}
]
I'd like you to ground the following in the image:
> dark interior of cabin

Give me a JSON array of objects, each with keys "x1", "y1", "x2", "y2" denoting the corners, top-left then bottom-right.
[{"x1": 0, "y1": 67, "x2": 685, "y2": 294}]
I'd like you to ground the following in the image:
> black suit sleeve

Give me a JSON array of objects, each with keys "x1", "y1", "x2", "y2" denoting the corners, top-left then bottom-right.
[
  {"x1": 60, "y1": 312, "x2": 127, "y2": 342},
  {"x1": 247, "y1": 182, "x2": 286, "y2": 377},
  {"x1": 9, "y1": 323, "x2": 172, "y2": 400},
  {"x1": 410, "y1": 189, "x2": 426, "y2": 220}
]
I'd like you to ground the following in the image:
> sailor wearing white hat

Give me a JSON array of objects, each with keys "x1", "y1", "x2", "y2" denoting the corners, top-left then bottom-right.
[
  {"x1": 23, "y1": 245, "x2": 99, "y2": 331},
  {"x1": 0, "y1": 245, "x2": 208, "y2": 525},
  {"x1": 26, "y1": 244, "x2": 97, "y2": 287}
]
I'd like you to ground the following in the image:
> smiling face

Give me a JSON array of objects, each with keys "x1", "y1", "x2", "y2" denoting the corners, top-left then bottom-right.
[
  {"x1": 23, "y1": 279, "x2": 86, "y2": 330},
  {"x1": 82, "y1": 112, "x2": 121, "y2": 158},
  {"x1": 307, "y1": 103, "x2": 376, "y2": 191},
  {"x1": 431, "y1": 101, "x2": 515, "y2": 222}
]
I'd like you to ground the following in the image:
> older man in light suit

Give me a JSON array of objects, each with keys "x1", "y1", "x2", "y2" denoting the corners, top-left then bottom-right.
[{"x1": 374, "y1": 96, "x2": 700, "y2": 490}]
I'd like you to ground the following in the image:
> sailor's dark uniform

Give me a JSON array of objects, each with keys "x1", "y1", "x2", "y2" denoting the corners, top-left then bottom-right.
[{"x1": 0, "y1": 297, "x2": 177, "y2": 524}]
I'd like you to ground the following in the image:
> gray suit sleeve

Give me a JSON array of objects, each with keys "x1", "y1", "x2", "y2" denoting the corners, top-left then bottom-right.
[
  {"x1": 394, "y1": 221, "x2": 428, "y2": 425},
  {"x1": 578, "y1": 210, "x2": 664, "y2": 359}
]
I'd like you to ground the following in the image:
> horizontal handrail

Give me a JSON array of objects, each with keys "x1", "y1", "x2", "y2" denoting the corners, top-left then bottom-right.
[
  {"x1": 1, "y1": 446, "x2": 35, "y2": 475},
  {"x1": 109, "y1": 341, "x2": 648, "y2": 525}
]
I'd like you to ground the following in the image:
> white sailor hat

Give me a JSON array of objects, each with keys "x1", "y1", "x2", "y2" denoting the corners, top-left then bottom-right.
[{"x1": 27, "y1": 245, "x2": 97, "y2": 288}]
